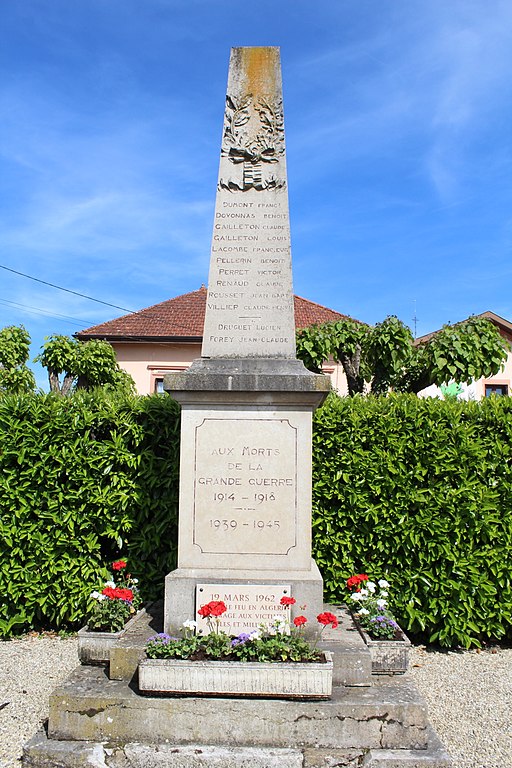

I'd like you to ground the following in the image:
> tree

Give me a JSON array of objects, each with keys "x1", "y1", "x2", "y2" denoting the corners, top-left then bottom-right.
[
  {"x1": 36, "y1": 335, "x2": 135, "y2": 395},
  {"x1": 296, "y1": 315, "x2": 510, "y2": 397},
  {"x1": 0, "y1": 325, "x2": 36, "y2": 393}
]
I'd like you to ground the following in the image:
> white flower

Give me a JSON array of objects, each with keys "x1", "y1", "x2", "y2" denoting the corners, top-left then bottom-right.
[
  {"x1": 366, "y1": 581, "x2": 376, "y2": 593},
  {"x1": 350, "y1": 593, "x2": 362, "y2": 602},
  {"x1": 104, "y1": 581, "x2": 116, "y2": 589},
  {"x1": 274, "y1": 616, "x2": 289, "y2": 635},
  {"x1": 359, "y1": 607, "x2": 370, "y2": 615},
  {"x1": 131, "y1": 578, "x2": 139, "y2": 584},
  {"x1": 376, "y1": 599, "x2": 387, "y2": 609},
  {"x1": 380, "y1": 590, "x2": 389, "y2": 597},
  {"x1": 90, "y1": 591, "x2": 101, "y2": 600},
  {"x1": 359, "y1": 589, "x2": 369, "y2": 597},
  {"x1": 182, "y1": 620, "x2": 198, "y2": 630},
  {"x1": 378, "y1": 579, "x2": 389, "y2": 588},
  {"x1": 97, "y1": 594, "x2": 106, "y2": 601},
  {"x1": 249, "y1": 629, "x2": 260, "y2": 640}
]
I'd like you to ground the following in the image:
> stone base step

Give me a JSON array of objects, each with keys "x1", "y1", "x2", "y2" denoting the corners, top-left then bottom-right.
[
  {"x1": 48, "y1": 664, "x2": 428, "y2": 751},
  {"x1": 23, "y1": 729, "x2": 450, "y2": 768},
  {"x1": 362, "y1": 727, "x2": 452, "y2": 767}
]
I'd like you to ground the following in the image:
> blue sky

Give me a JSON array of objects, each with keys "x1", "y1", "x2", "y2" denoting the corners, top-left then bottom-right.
[{"x1": 2, "y1": 1, "x2": 512, "y2": 388}]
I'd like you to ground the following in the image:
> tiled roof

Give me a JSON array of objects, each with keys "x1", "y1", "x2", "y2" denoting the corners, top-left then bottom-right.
[
  {"x1": 415, "y1": 311, "x2": 512, "y2": 345},
  {"x1": 77, "y1": 286, "x2": 353, "y2": 340}
]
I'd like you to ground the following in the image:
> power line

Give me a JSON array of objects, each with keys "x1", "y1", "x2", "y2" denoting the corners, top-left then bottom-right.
[
  {"x1": 0, "y1": 298, "x2": 88, "y2": 327},
  {"x1": 0, "y1": 264, "x2": 135, "y2": 313}
]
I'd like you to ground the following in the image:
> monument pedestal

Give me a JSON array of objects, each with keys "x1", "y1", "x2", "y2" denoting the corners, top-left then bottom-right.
[
  {"x1": 165, "y1": 561, "x2": 324, "y2": 634},
  {"x1": 163, "y1": 359, "x2": 330, "y2": 635},
  {"x1": 23, "y1": 604, "x2": 452, "y2": 768}
]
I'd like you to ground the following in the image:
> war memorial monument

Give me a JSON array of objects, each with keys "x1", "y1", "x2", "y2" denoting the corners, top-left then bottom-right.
[{"x1": 23, "y1": 47, "x2": 451, "y2": 768}]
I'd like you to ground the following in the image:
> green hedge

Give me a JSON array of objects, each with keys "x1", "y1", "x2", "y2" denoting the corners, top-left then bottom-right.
[
  {"x1": 0, "y1": 391, "x2": 180, "y2": 637},
  {"x1": 1, "y1": 390, "x2": 511, "y2": 647},
  {"x1": 312, "y1": 393, "x2": 512, "y2": 647}
]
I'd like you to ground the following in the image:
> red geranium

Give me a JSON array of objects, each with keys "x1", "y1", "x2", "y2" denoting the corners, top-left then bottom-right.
[
  {"x1": 112, "y1": 560, "x2": 127, "y2": 571},
  {"x1": 198, "y1": 600, "x2": 227, "y2": 618},
  {"x1": 317, "y1": 611, "x2": 339, "y2": 629},
  {"x1": 102, "y1": 586, "x2": 134, "y2": 603},
  {"x1": 280, "y1": 596, "x2": 296, "y2": 606},
  {"x1": 346, "y1": 574, "x2": 369, "y2": 591},
  {"x1": 209, "y1": 601, "x2": 227, "y2": 617},
  {"x1": 293, "y1": 615, "x2": 307, "y2": 627}
]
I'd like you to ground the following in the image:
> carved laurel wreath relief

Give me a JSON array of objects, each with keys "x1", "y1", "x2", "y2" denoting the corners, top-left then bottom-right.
[{"x1": 218, "y1": 94, "x2": 286, "y2": 192}]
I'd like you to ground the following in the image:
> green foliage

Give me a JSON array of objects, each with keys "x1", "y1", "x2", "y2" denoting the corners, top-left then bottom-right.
[
  {"x1": 1, "y1": 387, "x2": 512, "y2": 649},
  {"x1": 145, "y1": 625, "x2": 323, "y2": 663},
  {"x1": 296, "y1": 315, "x2": 509, "y2": 396},
  {"x1": 87, "y1": 597, "x2": 133, "y2": 632},
  {"x1": 312, "y1": 393, "x2": 512, "y2": 648},
  {"x1": 0, "y1": 391, "x2": 180, "y2": 637},
  {"x1": 35, "y1": 335, "x2": 135, "y2": 395},
  {"x1": 0, "y1": 326, "x2": 35, "y2": 394}
]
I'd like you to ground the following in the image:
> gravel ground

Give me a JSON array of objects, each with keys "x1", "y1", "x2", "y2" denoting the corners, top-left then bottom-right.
[{"x1": 0, "y1": 636, "x2": 510, "y2": 768}]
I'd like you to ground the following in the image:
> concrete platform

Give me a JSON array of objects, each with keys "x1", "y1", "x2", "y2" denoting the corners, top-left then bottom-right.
[
  {"x1": 24, "y1": 729, "x2": 451, "y2": 767},
  {"x1": 22, "y1": 603, "x2": 451, "y2": 767},
  {"x1": 47, "y1": 665, "x2": 429, "y2": 750}
]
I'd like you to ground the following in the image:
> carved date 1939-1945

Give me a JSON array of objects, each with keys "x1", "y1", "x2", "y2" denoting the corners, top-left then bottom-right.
[{"x1": 209, "y1": 519, "x2": 281, "y2": 531}]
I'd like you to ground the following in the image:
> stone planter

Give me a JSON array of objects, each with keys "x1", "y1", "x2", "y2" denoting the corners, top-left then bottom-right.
[
  {"x1": 78, "y1": 607, "x2": 148, "y2": 665},
  {"x1": 353, "y1": 619, "x2": 411, "y2": 674},
  {"x1": 138, "y1": 652, "x2": 333, "y2": 699}
]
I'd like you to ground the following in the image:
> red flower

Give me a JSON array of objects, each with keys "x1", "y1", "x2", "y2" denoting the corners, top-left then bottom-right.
[
  {"x1": 280, "y1": 596, "x2": 296, "y2": 606},
  {"x1": 209, "y1": 601, "x2": 227, "y2": 617},
  {"x1": 197, "y1": 600, "x2": 227, "y2": 618},
  {"x1": 112, "y1": 560, "x2": 127, "y2": 571},
  {"x1": 102, "y1": 586, "x2": 133, "y2": 602},
  {"x1": 293, "y1": 615, "x2": 307, "y2": 627},
  {"x1": 346, "y1": 573, "x2": 369, "y2": 591},
  {"x1": 317, "y1": 611, "x2": 339, "y2": 629}
]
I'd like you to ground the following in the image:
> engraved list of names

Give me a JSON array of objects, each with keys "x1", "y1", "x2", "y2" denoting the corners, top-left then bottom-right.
[{"x1": 202, "y1": 47, "x2": 296, "y2": 359}]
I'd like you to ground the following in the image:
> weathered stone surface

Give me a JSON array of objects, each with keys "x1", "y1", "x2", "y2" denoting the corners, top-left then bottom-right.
[
  {"x1": 109, "y1": 602, "x2": 163, "y2": 681},
  {"x1": 119, "y1": 743, "x2": 304, "y2": 768},
  {"x1": 48, "y1": 665, "x2": 428, "y2": 750},
  {"x1": 362, "y1": 726, "x2": 452, "y2": 767},
  {"x1": 318, "y1": 606, "x2": 372, "y2": 687},
  {"x1": 165, "y1": 358, "x2": 331, "y2": 395},
  {"x1": 24, "y1": 731, "x2": 452, "y2": 768},
  {"x1": 23, "y1": 731, "x2": 108, "y2": 768},
  {"x1": 23, "y1": 732, "x2": 306, "y2": 768},
  {"x1": 303, "y1": 748, "x2": 364, "y2": 767}
]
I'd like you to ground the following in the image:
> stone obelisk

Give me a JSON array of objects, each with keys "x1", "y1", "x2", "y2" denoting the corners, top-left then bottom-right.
[
  {"x1": 202, "y1": 47, "x2": 295, "y2": 360},
  {"x1": 164, "y1": 47, "x2": 330, "y2": 635}
]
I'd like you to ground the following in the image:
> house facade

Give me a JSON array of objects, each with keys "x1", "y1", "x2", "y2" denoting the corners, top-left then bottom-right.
[
  {"x1": 77, "y1": 286, "x2": 352, "y2": 395},
  {"x1": 417, "y1": 311, "x2": 512, "y2": 400}
]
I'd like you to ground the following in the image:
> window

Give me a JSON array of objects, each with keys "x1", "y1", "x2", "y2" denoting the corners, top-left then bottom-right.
[
  {"x1": 154, "y1": 378, "x2": 165, "y2": 394},
  {"x1": 485, "y1": 383, "x2": 508, "y2": 397}
]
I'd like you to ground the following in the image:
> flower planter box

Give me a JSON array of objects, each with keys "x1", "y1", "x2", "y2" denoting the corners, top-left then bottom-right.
[
  {"x1": 78, "y1": 606, "x2": 147, "y2": 665},
  {"x1": 138, "y1": 652, "x2": 333, "y2": 699},
  {"x1": 353, "y1": 620, "x2": 411, "y2": 675}
]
